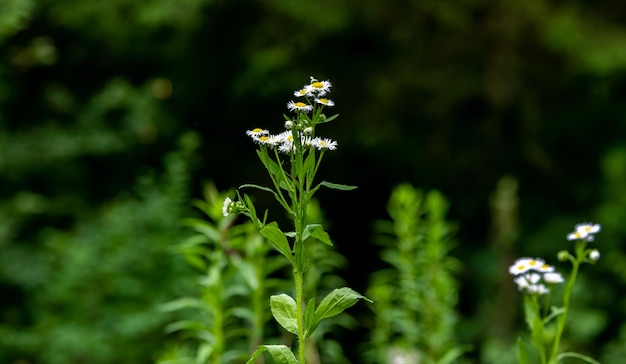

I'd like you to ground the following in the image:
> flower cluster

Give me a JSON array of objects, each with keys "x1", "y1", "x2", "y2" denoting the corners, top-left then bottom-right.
[
  {"x1": 566, "y1": 222, "x2": 601, "y2": 242},
  {"x1": 509, "y1": 257, "x2": 564, "y2": 295},
  {"x1": 246, "y1": 128, "x2": 337, "y2": 153},
  {"x1": 246, "y1": 77, "x2": 338, "y2": 153},
  {"x1": 222, "y1": 197, "x2": 245, "y2": 217}
]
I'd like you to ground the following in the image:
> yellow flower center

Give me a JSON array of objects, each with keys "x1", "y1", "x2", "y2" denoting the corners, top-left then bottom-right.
[
  {"x1": 295, "y1": 102, "x2": 307, "y2": 108},
  {"x1": 311, "y1": 81, "x2": 324, "y2": 89},
  {"x1": 251, "y1": 128, "x2": 264, "y2": 133},
  {"x1": 529, "y1": 260, "x2": 537, "y2": 266},
  {"x1": 259, "y1": 136, "x2": 269, "y2": 141},
  {"x1": 318, "y1": 98, "x2": 329, "y2": 104}
]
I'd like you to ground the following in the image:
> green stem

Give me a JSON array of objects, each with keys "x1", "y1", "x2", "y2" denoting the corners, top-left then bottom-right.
[
  {"x1": 294, "y1": 265, "x2": 306, "y2": 364},
  {"x1": 549, "y1": 242, "x2": 584, "y2": 363}
]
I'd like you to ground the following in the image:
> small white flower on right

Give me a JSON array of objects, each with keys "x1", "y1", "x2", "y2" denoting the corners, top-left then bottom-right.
[
  {"x1": 314, "y1": 98, "x2": 335, "y2": 107},
  {"x1": 567, "y1": 222, "x2": 601, "y2": 242},
  {"x1": 589, "y1": 249, "x2": 601, "y2": 261},
  {"x1": 311, "y1": 137, "x2": 338, "y2": 151}
]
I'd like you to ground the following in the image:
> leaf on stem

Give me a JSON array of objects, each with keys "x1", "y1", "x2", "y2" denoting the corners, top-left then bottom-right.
[
  {"x1": 555, "y1": 352, "x2": 601, "y2": 364},
  {"x1": 318, "y1": 181, "x2": 358, "y2": 191},
  {"x1": 303, "y1": 224, "x2": 333, "y2": 246},
  {"x1": 246, "y1": 345, "x2": 298, "y2": 364},
  {"x1": 260, "y1": 224, "x2": 294, "y2": 264},
  {"x1": 318, "y1": 113, "x2": 339, "y2": 123},
  {"x1": 308, "y1": 287, "x2": 372, "y2": 334},
  {"x1": 256, "y1": 149, "x2": 282, "y2": 178},
  {"x1": 270, "y1": 294, "x2": 298, "y2": 335},
  {"x1": 304, "y1": 297, "x2": 316, "y2": 337}
]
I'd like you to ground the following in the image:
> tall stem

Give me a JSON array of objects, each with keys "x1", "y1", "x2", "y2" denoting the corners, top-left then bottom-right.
[
  {"x1": 548, "y1": 244, "x2": 583, "y2": 364},
  {"x1": 294, "y1": 265, "x2": 306, "y2": 364}
]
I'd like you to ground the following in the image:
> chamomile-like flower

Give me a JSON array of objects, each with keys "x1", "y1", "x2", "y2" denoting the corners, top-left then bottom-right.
[
  {"x1": 246, "y1": 128, "x2": 269, "y2": 137},
  {"x1": 543, "y1": 272, "x2": 564, "y2": 284},
  {"x1": 311, "y1": 137, "x2": 338, "y2": 151},
  {"x1": 287, "y1": 101, "x2": 313, "y2": 113},
  {"x1": 567, "y1": 222, "x2": 601, "y2": 241},
  {"x1": 308, "y1": 78, "x2": 332, "y2": 95},
  {"x1": 314, "y1": 98, "x2": 335, "y2": 107},
  {"x1": 509, "y1": 257, "x2": 546, "y2": 275},
  {"x1": 294, "y1": 88, "x2": 309, "y2": 97}
]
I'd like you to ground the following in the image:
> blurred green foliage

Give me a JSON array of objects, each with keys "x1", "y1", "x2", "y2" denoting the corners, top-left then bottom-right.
[
  {"x1": 2, "y1": 0, "x2": 626, "y2": 362},
  {"x1": 367, "y1": 185, "x2": 466, "y2": 363}
]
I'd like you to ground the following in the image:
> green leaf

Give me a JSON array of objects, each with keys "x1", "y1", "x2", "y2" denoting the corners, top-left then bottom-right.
[
  {"x1": 517, "y1": 337, "x2": 530, "y2": 364},
  {"x1": 555, "y1": 352, "x2": 601, "y2": 364},
  {"x1": 239, "y1": 183, "x2": 276, "y2": 195},
  {"x1": 318, "y1": 181, "x2": 357, "y2": 191},
  {"x1": 304, "y1": 297, "x2": 316, "y2": 338},
  {"x1": 303, "y1": 224, "x2": 332, "y2": 246},
  {"x1": 260, "y1": 224, "x2": 294, "y2": 263},
  {"x1": 270, "y1": 294, "x2": 298, "y2": 335},
  {"x1": 318, "y1": 113, "x2": 339, "y2": 123},
  {"x1": 247, "y1": 345, "x2": 298, "y2": 364},
  {"x1": 543, "y1": 305, "x2": 566, "y2": 325},
  {"x1": 436, "y1": 344, "x2": 473, "y2": 364},
  {"x1": 310, "y1": 287, "x2": 371, "y2": 332},
  {"x1": 256, "y1": 148, "x2": 282, "y2": 177}
]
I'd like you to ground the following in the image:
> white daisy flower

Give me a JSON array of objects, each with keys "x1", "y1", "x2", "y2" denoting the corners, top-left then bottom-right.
[
  {"x1": 509, "y1": 257, "x2": 545, "y2": 275},
  {"x1": 287, "y1": 101, "x2": 312, "y2": 113},
  {"x1": 246, "y1": 128, "x2": 269, "y2": 137},
  {"x1": 527, "y1": 284, "x2": 550, "y2": 295},
  {"x1": 308, "y1": 78, "x2": 332, "y2": 95},
  {"x1": 567, "y1": 222, "x2": 601, "y2": 242},
  {"x1": 294, "y1": 88, "x2": 309, "y2": 97},
  {"x1": 543, "y1": 272, "x2": 564, "y2": 284},
  {"x1": 314, "y1": 98, "x2": 335, "y2": 107},
  {"x1": 311, "y1": 137, "x2": 338, "y2": 151}
]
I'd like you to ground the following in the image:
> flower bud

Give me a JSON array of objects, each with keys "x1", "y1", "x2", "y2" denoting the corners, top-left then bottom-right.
[
  {"x1": 589, "y1": 249, "x2": 601, "y2": 262},
  {"x1": 557, "y1": 250, "x2": 569, "y2": 262}
]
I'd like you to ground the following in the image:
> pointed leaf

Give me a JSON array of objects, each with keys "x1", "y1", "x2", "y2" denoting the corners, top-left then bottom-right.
[
  {"x1": 318, "y1": 181, "x2": 358, "y2": 191},
  {"x1": 256, "y1": 149, "x2": 282, "y2": 177},
  {"x1": 247, "y1": 345, "x2": 298, "y2": 364},
  {"x1": 304, "y1": 297, "x2": 316, "y2": 338},
  {"x1": 303, "y1": 224, "x2": 333, "y2": 246},
  {"x1": 318, "y1": 113, "x2": 339, "y2": 123},
  {"x1": 311, "y1": 288, "x2": 371, "y2": 331},
  {"x1": 239, "y1": 183, "x2": 277, "y2": 195},
  {"x1": 260, "y1": 224, "x2": 294, "y2": 263},
  {"x1": 555, "y1": 352, "x2": 601, "y2": 364},
  {"x1": 270, "y1": 294, "x2": 298, "y2": 335}
]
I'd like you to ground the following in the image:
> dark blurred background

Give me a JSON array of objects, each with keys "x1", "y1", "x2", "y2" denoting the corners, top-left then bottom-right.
[{"x1": 2, "y1": 0, "x2": 626, "y2": 362}]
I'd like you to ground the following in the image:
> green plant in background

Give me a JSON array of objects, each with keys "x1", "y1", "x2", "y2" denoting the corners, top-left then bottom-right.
[
  {"x1": 158, "y1": 182, "x2": 290, "y2": 364},
  {"x1": 510, "y1": 223, "x2": 602, "y2": 364},
  {"x1": 0, "y1": 133, "x2": 198, "y2": 364},
  {"x1": 366, "y1": 184, "x2": 469, "y2": 364},
  {"x1": 223, "y1": 77, "x2": 371, "y2": 364}
]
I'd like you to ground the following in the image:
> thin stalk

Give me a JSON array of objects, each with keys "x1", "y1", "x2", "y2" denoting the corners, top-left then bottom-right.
[{"x1": 548, "y1": 242, "x2": 584, "y2": 363}]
